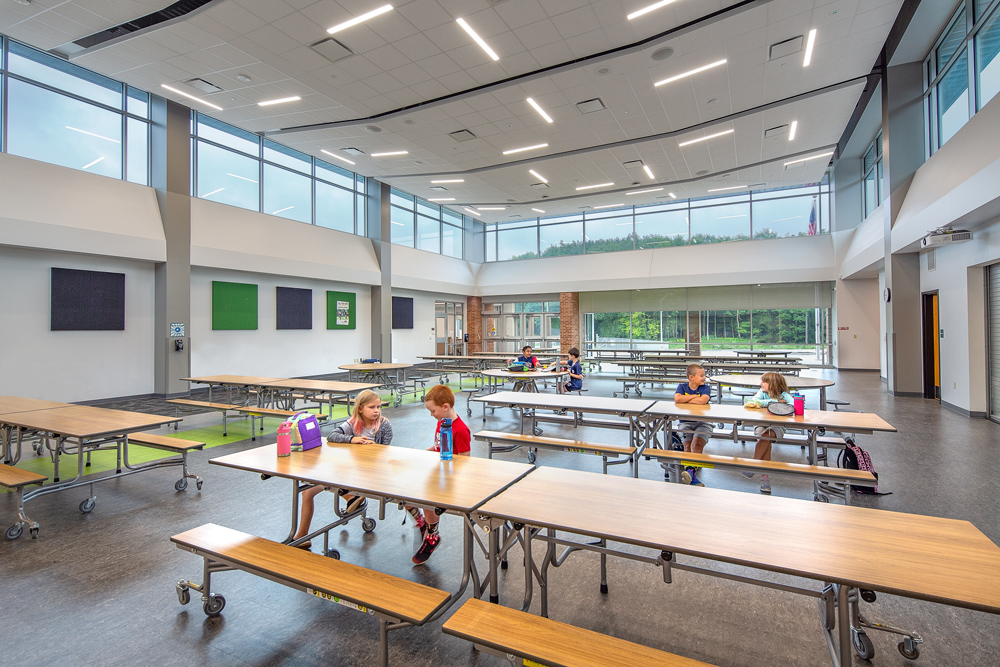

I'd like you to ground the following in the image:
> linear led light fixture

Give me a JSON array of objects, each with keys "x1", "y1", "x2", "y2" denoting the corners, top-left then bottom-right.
[
  {"x1": 772, "y1": 215, "x2": 802, "y2": 222},
  {"x1": 706, "y1": 185, "x2": 746, "y2": 192},
  {"x1": 788, "y1": 120, "x2": 798, "y2": 141},
  {"x1": 66, "y1": 126, "x2": 120, "y2": 143},
  {"x1": 654, "y1": 59, "x2": 726, "y2": 87},
  {"x1": 576, "y1": 182, "x2": 614, "y2": 191},
  {"x1": 784, "y1": 151, "x2": 833, "y2": 166},
  {"x1": 428, "y1": 198, "x2": 455, "y2": 201},
  {"x1": 202, "y1": 187, "x2": 225, "y2": 197},
  {"x1": 626, "y1": 187, "x2": 663, "y2": 195},
  {"x1": 321, "y1": 149, "x2": 355, "y2": 165},
  {"x1": 161, "y1": 84, "x2": 223, "y2": 110},
  {"x1": 371, "y1": 150, "x2": 408, "y2": 156},
  {"x1": 668, "y1": 192, "x2": 677, "y2": 198},
  {"x1": 258, "y1": 96, "x2": 301, "y2": 106},
  {"x1": 627, "y1": 0, "x2": 678, "y2": 20},
  {"x1": 526, "y1": 98, "x2": 553, "y2": 123},
  {"x1": 478, "y1": 207, "x2": 506, "y2": 210},
  {"x1": 528, "y1": 169, "x2": 548, "y2": 183},
  {"x1": 328, "y1": 4, "x2": 393, "y2": 34},
  {"x1": 390, "y1": 220, "x2": 404, "y2": 226},
  {"x1": 431, "y1": 179, "x2": 463, "y2": 183},
  {"x1": 594, "y1": 204, "x2": 623, "y2": 209},
  {"x1": 464, "y1": 207, "x2": 482, "y2": 216},
  {"x1": 803, "y1": 29, "x2": 817, "y2": 67},
  {"x1": 532, "y1": 208, "x2": 545, "y2": 213},
  {"x1": 457, "y1": 17, "x2": 499, "y2": 61},
  {"x1": 503, "y1": 143, "x2": 548, "y2": 155},
  {"x1": 227, "y1": 172, "x2": 258, "y2": 184},
  {"x1": 678, "y1": 128, "x2": 734, "y2": 147},
  {"x1": 642, "y1": 165, "x2": 655, "y2": 179},
  {"x1": 82, "y1": 156, "x2": 105, "y2": 170}
]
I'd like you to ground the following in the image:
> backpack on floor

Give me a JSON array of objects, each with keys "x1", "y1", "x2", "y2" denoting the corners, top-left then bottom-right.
[{"x1": 838, "y1": 439, "x2": 890, "y2": 495}]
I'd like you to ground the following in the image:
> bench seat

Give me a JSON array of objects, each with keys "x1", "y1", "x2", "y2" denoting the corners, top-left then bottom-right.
[
  {"x1": 172, "y1": 523, "x2": 450, "y2": 666},
  {"x1": 474, "y1": 430, "x2": 634, "y2": 474},
  {"x1": 126, "y1": 432, "x2": 205, "y2": 452},
  {"x1": 443, "y1": 598, "x2": 713, "y2": 667},
  {"x1": 1, "y1": 464, "x2": 46, "y2": 541}
]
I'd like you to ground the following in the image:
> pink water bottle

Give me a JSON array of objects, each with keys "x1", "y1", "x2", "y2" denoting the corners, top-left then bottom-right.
[
  {"x1": 277, "y1": 421, "x2": 292, "y2": 456},
  {"x1": 793, "y1": 395, "x2": 805, "y2": 416}
]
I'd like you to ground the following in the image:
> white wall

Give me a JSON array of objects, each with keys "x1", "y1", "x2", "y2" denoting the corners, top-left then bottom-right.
[
  {"x1": 833, "y1": 278, "x2": 881, "y2": 369},
  {"x1": 878, "y1": 271, "x2": 888, "y2": 379},
  {"x1": 392, "y1": 245, "x2": 477, "y2": 294},
  {"x1": 389, "y1": 288, "x2": 469, "y2": 364},
  {"x1": 190, "y1": 267, "x2": 372, "y2": 378},
  {"x1": 0, "y1": 247, "x2": 156, "y2": 402}
]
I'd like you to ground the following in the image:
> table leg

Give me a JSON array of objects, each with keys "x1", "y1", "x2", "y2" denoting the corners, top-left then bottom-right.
[{"x1": 820, "y1": 386, "x2": 827, "y2": 411}]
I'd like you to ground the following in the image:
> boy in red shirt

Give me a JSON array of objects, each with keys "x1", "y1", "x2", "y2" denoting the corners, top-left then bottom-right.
[{"x1": 409, "y1": 385, "x2": 471, "y2": 564}]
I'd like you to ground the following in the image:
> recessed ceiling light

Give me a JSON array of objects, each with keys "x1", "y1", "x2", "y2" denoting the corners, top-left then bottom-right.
[
  {"x1": 784, "y1": 151, "x2": 833, "y2": 166},
  {"x1": 457, "y1": 17, "x2": 500, "y2": 61},
  {"x1": 668, "y1": 192, "x2": 677, "y2": 198},
  {"x1": 161, "y1": 84, "x2": 222, "y2": 111},
  {"x1": 627, "y1": 0, "x2": 678, "y2": 20},
  {"x1": 428, "y1": 198, "x2": 455, "y2": 201},
  {"x1": 528, "y1": 169, "x2": 548, "y2": 183},
  {"x1": 593, "y1": 204, "x2": 623, "y2": 209},
  {"x1": 327, "y1": 4, "x2": 393, "y2": 35},
  {"x1": 642, "y1": 165, "x2": 655, "y2": 179},
  {"x1": 576, "y1": 182, "x2": 614, "y2": 191},
  {"x1": 678, "y1": 128, "x2": 735, "y2": 147},
  {"x1": 431, "y1": 179, "x2": 464, "y2": 183},
  {"x1": 654, "y1": 59, "x2": 727, "y2": 87},
  {"x1": 788, "y1": 120, "x2": 798, "y2": 140},
  {"x1": 526, "y1": 98, "x2": 553, "y2": 123},
  {"x1": 478, "y1": 207, "x2": 506, "y2": 211},
  {"x1": 503, "y1": 143, "x2": 548, "y2": 155},
  {"x1": 371, "y1": 150, "x2": 408, "y2": 157},
  {"x1": 321, "y1": 149, "x2": 355, "y2": 165},
  {"x1": 650, "y1": 47, "x2": 674, "y2": 61},
  {"x1": 236, "y1": 74, "x2": 252, "y2": 83},
  {"x1": 464, "y1": 208, "x2": 482, "y2": 216},
  {"x1": 258, "y1": 96, "x2": 301, "y2": 106},
  {"x1": 532, "y1": 208, "x2": 545, "y2": 213},
  {"x1": 803, "y1": 29, "x2": 817, "y2": 67},
  {"x1": 626, "y1": 187, "x2": 663, "y2": 195},
  {"x1": 707, "y1": 185, "x2": 746, "y2": 192}
]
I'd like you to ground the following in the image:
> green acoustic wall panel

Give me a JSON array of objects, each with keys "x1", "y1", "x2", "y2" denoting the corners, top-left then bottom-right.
[
  {"x1": 213, "y1": 281, "x2": 258, "y2": 330},
  {"x1": 327, "y1": 291, "x2": 356, "y2": 330}
]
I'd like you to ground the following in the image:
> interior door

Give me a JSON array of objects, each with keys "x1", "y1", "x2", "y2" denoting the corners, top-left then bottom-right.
[{"x1": 921, "y1": 292, "x2": 940, "y2": 400}]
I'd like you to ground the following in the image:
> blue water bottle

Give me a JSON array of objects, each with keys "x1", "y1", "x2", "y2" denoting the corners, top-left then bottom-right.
[{"x1": 439, "y1": 418, "x2": 453, "y2": 461}]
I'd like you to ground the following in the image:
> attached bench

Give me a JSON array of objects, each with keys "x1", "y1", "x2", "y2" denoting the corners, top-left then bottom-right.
[
  {"x1": 166, "y1": 399, "x2": 247, "y2": 434},
  {"x1": 1, "y1": 464, "x2": 47, "y2": 540},
  {"x1": 614, "y1": 375, "x2": 697, "y2": 398},
  {"x1": 644, "y1": 449, "x2": 876, "y2": 504},
  {"x1": 167, "y1": 399, "x2": 326, "y2": 440},
  {"x1": 171, "y1": 523, "x2": 450, "y2": 667},
  {"x1": 474, "y1": 430, "x2": 635, "y2": 474},
  {"x1": 126, "y1": 432, "x2": 205, "y2": 492},
  {"x1": 443, "y1": 597, "x2": 713, "y2": 667}
]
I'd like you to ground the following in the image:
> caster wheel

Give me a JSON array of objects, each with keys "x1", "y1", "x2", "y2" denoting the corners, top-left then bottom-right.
[
  {"x1": 814, "y1": 494, "x2": 829, "y2": 503},
  {"x1": 175, "y1": 478, "x2": 188, "y2": 491},
  {"x1": 527, "y1": 451, "x2": 536, "y2": 464},
  {"x1": 5, "y1": 523, "x2": 23, "y2": 540},
  {"x1": 196, "y1": 480, "x2": 203, "y2": 490},
  {"x1": 467, "y1": 409, "x2": 472, "y2": 416},
  {"x1": 599, "y1": 583, "x2": 609, "y2": 594},
  {"x1": 612, "y1": 392, "x2": 618, "y2": 398},
  {"x1": 176, "y1": 585, "x2": 191, "y2": 605},
  {"x1": 500, "y1": 560, "x2": 508, "y2": 570},
  {"x1": 860, "y1": 589, "x2": 877, "y2": 603},
  {"x1": 898, "y1": 638, "x2": 920, "y2": 660},
  {"x1": 79, "y1": 498, "x2": 96, "y2": 513},
  {"x1": 326, "y1": 549, "x2": 341, "y2": 560},
  {"x1": 852, "y1": 629, "x2": 874, "y2": 660},
  {"x1": 533, "y1": 428, "x2": 543, "y2": 436},
  {"x1": 203, "y1": 594, "x2": 226, "y2": 616},
  {"x1": 362, "y1": 517, "x2": 377, "y2": 533},
  {"x1": 29, "y1": 526, "x2": 39, "y2": 540}
]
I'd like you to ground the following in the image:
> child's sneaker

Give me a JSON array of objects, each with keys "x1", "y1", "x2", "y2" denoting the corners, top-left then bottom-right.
[
  {"x1": 345, "y1": 496, "x2": 367, "y2": 514},
  {"x1": 414, "y1": 512, "x2": 428, "y2": 538},
  {"x1": 412, "y1": 532, "x2": 441, "y2": 564},
  {"x1": 688, "y1": 469, "x2": 705, "y2": 487},
  {"x1": 740, "y1": 471, "x2": 755, "y2": 479},
  {"x1": 760, "y1": 474, "x2": 771, "y2": 494},
  {"x1": 681, "y1": 467, "x2": 693, "y2": 484}
]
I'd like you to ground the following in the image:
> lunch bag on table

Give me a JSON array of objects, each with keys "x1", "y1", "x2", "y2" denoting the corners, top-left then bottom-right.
[{"x1": 287, "y1": 411, "x2": 322, "y2": 451}]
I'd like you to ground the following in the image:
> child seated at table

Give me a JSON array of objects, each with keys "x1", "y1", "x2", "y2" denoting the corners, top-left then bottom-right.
[
  {"x1": 291, "y1": 390, "x2": 392, "y2": 549},
  {"x1": 674, "y1": 364, "x2": 713, "y2": 487},
  {"x1": 563, "y1": 347, "x2": 584, "y2": 393},
  {"x1": 741, "y1": 372, "x2": 794, "y2": 495},
  {"x1": 408, "y1": 384, "x2": 471, "y2": 565},
  {"x1": 512, "y1": 345, "x2": 539, "y2": 369}
]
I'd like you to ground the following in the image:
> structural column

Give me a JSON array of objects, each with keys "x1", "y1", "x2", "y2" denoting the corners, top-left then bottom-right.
[
  {"x1": 367, "y1": 179, "x2": 392, "y2": 362},
  {"x1": 560, "y1": 292, "x2": 580, "y2": 352},
  {"x1": 466, "y1": 296, "x2": 483, "y2": 353}
]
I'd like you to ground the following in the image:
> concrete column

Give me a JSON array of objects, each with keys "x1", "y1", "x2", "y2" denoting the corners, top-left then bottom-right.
[
  {"x1": 466, "y1": 296, "x2": 483, "y2": 353},
  {"x1": 151, "y1": 98, "x2": 191, "y2": 397},
  {"x1": 559, "y1": 292, "x2": 580, "y2": 352},
  {"x1": 367, "y1": 179, "x2": 392, "y2": 361},
  {"x1": 880, "y1": 59, "x2": 925, "y2": 396}
]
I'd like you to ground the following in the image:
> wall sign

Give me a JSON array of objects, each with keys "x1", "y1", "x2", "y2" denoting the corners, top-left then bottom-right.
[{"x1": 169, "y1": 323, "x2": 186, "y2": 337}]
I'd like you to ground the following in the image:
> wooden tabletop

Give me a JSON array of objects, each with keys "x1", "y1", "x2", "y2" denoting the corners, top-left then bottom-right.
[
  {"x1": 338, "y1": 363, "x2": 412, "y2": 371},
  {"x1": 477, "y1": 467, "x2": 1000, "y2": 614},
  {"x1": 265, "y1": 379, "x2": 381, "y2": 394},
  {"x1": 711, "y1": 374, "x2": 835, "y2": 389},
  {"x1": 474, "y1": 391, "x2": 655, "y2": 416},
  {"x1": 182, "y1": 375, "x2": 285, "y2": 386},
  {"x1": 481, "y1": 369, "x2": 569, "y2": 379},
  {"x1": 0, "y1": 396, "x2": 72, "y2": 415},
  {"x1": 0, "y1": 405, "x2": 180, "y2": 438},
  {"x1": 210, "y1": 442, "x2": 534, "y2": 512},
  {"x1": 732, "y1": 349, "x2": 799, "y2": 356},
  {"x1": 473, "y1": 351, "x2": 562, "y2": 357},
  {"x1": 646, "y1": 400, "x2": 895, "y2": 432},
  {"x1": 632, "y1": 360, "x2": 808, "y2": 370}
]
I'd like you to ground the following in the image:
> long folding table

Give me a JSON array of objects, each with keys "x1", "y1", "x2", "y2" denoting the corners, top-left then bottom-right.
[{"x1": 474, "y1": 466, "x2": 1000, "y2": 667}]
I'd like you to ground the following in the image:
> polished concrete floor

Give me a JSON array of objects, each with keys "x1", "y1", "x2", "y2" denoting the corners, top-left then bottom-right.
[{"x1": 2, "y1": 369, "x2": 998, "y2": 666}]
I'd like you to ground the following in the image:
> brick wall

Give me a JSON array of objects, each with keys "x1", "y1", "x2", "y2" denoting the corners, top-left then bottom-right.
[
  {"x1": 560, "y1": 292, "x2": 580, "y2": 353},
  {"x1": 466, "y1": 296, "x2": 483, "y2": 353}
]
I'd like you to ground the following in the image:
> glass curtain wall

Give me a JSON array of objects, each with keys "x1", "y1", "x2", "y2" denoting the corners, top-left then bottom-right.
[
  {"x1": 862, "y1": 132, "x2": 883, "y2": 218},
  {"x1": 389, "y1": 189, "x2": 468, "y2": 259},
  {"x1": 1, "y1": 37, "x2": 150, "y2": 184},
  {"x1": 484, "y1": 180, "x2": 831, "y2": 262},
  {"x1": 482, "y1": 300, "x2": 561, "y2": 353}
]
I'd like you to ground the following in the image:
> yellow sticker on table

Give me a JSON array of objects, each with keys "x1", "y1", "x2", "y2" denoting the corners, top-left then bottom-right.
[
  {"x1": 523, "y1": 659, "x2": 549, "y2": 667},
  {"x1": 306, "y1": 588, "x2": 374, "y2": 614},
  {"x1": 681, "y1": 461, "x2": 714, "y2": 469}
]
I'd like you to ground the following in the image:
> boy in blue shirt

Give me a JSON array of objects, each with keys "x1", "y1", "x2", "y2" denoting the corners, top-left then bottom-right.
[
  {"x1": 563, "y1": 347, "x2": 583, "y2": 392},
  {"x1": 674, "y1": 364, "x2": 713, "y2": 486},
  {"x1": 514, "y1": 345, "x2": 539, "y2": 369}
]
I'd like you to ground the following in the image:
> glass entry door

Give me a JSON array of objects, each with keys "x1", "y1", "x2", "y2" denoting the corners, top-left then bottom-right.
[{"x1": 435, "y1": 301, "x2": 464, "y2": 355}]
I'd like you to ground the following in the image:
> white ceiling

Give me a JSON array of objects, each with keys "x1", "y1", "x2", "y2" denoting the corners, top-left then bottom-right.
[{"x1": 0, "y1": 0, "x2": 904, "y2": 223}]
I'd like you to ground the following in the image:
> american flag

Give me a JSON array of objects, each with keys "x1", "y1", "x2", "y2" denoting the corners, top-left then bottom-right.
[{"x1": 807, "y1": 198, "x2": 817, "y2": 235}]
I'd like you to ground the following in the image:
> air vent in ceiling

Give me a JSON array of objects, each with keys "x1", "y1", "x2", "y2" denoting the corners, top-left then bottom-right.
[
  {"x1": 622, "y1": 160, "x2": 644, "y2": 169},
  {"x1": 186, "y1": 78, "x2": 223, "y2": 93},
  {"x1": 429, "y1": 186, "x2": 448, "y2": 192},
  {"x1": 340, "y1": 148, "x2": 366, "y2": 156},
  {"x1": 449, "y1": 129, "x2": 477, "y2": 142},
  {"x1": 66, "y1": 0, "x2": 221, "y2": 53},
  {"x1": 312, "y1": 38, "x2": 354, "y2": 64},
  {"x1": 769, "y1": 36, "x2": 804, "y2": 61},
  {"x1": 748, "y1": 183, "x2": 766, "y2": 188},
  {"x1": 530, "y1": 183, "x2": 550, "y2": 190},
  {"x1": 576, "y1": 98, "x2": 606, "y2": 114},
  {"x1": 764, "y1": 124, "x2": 788, "y2": 138}
]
